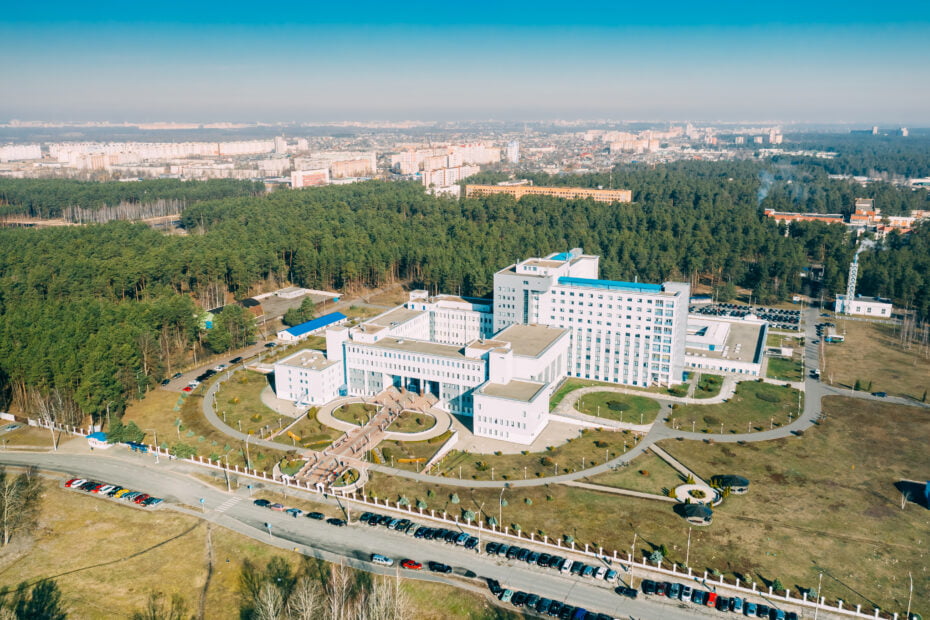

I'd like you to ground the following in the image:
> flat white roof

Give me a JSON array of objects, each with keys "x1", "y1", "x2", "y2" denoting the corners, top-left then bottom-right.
[
  {"x1": 477, "y1": 379, "x2": 546, "y2": 402},
  {"x1": 277, "y1": 349, "x2": 339, "y2": 371},
  {"x1": 493, "y1": 324, "x2": 569, "y2": 358}
]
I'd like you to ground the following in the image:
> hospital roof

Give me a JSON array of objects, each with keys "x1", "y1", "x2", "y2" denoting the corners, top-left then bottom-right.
[
  {"x1": 361, "y1": 337, "x2": 470, "y2": 360},
  {"x1": 558, "y1": 276, "x2": 665, "y2": 294},
  {"x1": 478, "y1": 379, "x2": 547, "y2": 402},
  {"x1": 367, "y1": 306, "x2": 424, "y2": 328},
  {"x1": 278, "y1": 349, "x2": 339, "y2": 371},
  {"x1": 494, "y1": 324, "x2": 569, "y2": 358}
]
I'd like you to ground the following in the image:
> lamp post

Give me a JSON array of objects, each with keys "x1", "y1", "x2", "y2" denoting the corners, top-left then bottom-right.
[
  {"x1": 685, "y1": 528, "x2": 692, "y2": 568},
  {"x1": 244, "y1": 434, "x2": 252, "y2": 471},
  {"x1": 813, "y1": 572, "x2": 823, "y2": 620},
  {"x1": 146, "y1": 428, "x2": 159, "y2": 464},
  {"x1": 499, "y1": 485, "x2": 508, "y2": 528},
  {"x1": 906, "y1": 571, "x2": 913, "y2": 620},
  {"x1": 223, "y1": 450, "x2": 232, "y2": 492}
]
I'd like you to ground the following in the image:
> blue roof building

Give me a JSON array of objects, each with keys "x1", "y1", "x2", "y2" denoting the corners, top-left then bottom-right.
[{"x1": 277, "y1": 312, "x2": 347, "y2": 342}]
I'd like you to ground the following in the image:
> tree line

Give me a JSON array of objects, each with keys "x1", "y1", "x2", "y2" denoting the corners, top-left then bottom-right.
[{"x1": 0, "y1": 178, "x2": 264, "y2": 219}]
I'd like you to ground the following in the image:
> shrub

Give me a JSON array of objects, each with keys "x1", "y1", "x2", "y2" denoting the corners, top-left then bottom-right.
[
  {"x1": 607, "y1": 401, "x2": 630, "y2": 411},
  {"x1": 250, "y1": 414, "x2": 262, "y2": 422},
  {"x1": 639, "y1": 470, "x2": 650, "y2": 476},
  {"x1": 756, "y1": 391, "x2": 780, "y2": 403},
  {"x1": 524, "y1": 497, "x2": 532, "y2": 505},
  {"x1": 494, "y1": 451, "x2": 502, "y2": 456},
  {"x1": 540, "y1": 456, "x2": 554, "y2": 467},
  {"x1": 475, "y1": 461, "x2": 489, "y2": 472}
]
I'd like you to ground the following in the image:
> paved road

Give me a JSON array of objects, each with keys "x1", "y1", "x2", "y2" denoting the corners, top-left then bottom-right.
[{"x1": 0, "y1": 451, "x2": 727, "y2": 620}]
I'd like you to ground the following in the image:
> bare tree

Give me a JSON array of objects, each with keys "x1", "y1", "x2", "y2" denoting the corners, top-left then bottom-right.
[
  {"x1": 31, "y1": 388, "x2": 82, "y2": 451},
  {"x1": 325, "y1": 562, "x2": 353, "y2": 620},
  {"x1": 284, "y1": 576, "x2": 322, "y2": 620},
  {"x1": 254, "y1": 582, "x2": 284, "y2": 620},
  {"x1": 0, "y1": 466, "x2": 43, "y2": 546}
]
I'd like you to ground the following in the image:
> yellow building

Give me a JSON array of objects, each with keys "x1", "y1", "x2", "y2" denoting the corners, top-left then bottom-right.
[{"x1": 465, "y1": 184, "x2": 632, "y2": 203}]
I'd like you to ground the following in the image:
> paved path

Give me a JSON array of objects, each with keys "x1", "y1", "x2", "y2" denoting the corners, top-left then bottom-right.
[{"x1": 562, "y1": 479, "x2": 677, "y2": 503}]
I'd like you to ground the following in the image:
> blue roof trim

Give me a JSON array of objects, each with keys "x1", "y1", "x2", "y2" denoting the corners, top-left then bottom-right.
[
  {"x1": 549, "y1": 252, "x2": 571, "y2": 261},
  {"x1": 285, "y1": 312, "x2": 347, "y2": 337},
  {"x1": 558, "y1": 276, "x2": 663, "y2": 293}
]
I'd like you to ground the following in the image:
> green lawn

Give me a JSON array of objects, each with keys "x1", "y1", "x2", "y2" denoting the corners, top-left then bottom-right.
[
  {"x1": 669, "y1": 380, "x2": 802, "y2": 434},
  {"x1": 216, "y1": 371, "x2": 279, "y2": 436},
  {"x1": 332, "y1": 402, "x2": 378, "y2": 426},
  {"x1": 693, "y1": 373, "x2": 724, "y2": 399},
  {"x1": 431, "y1": 429, "x2": 642, "y2": 481},
  {"x1": 375, "y1": 430, "x2": 453, "y2": 470},
  {"x1": 766, "y1": 357, "x2": 804, "y2": 382},
  {"x1": 583, "y1": 451, "x2": 684, "y2": 495},
  {"x1": 387, "y1": 410, "x2": 437, "y2": 433},
  {"x1": 574, "y1": 392, "x2": 661, "y2": 424},
  {"x1": 549, "y1": 378, "x2": 618, "y2": 410},
  {"x1": 272, "y1": 409, "x2": 338, "y2": 450}
]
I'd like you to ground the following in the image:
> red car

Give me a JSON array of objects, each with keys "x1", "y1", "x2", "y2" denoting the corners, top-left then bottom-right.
[
  {"x1": 400, "y1": 559, "x2": 422, "y2": 570},
  {"x1": 133, "y1": 494, "x2": 151, "y2": 504},
  {"x1": 65, "y1": 478, "x2": 85, "y2": 488},
  {"x1": 705, "y1": 592, "x2": 718, "y2": 607},
  {"x1": 182, "y1": 386, "x2": 193, "y2": 392},
  {"x1": 268, "y1": 503, "x2": 286, "y2": 511}
]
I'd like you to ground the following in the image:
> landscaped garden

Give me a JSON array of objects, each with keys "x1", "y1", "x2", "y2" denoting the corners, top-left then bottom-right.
[
  {"x1": 273, "y1": 409, "x2": 338, "y2": 450},
  {"x1": 332, "y1": 402, "x2": 379, "y2": 426},
  {"x1": 668, "y1": 380, "x2": 802, "y2": 433},
  {"x1": 765, "y1": 357, "x2": 804, "y2": 382},
  {"x1": 375, "y1": 430, "x2": 453, "y2": 471},
  {"x1": 574, "y1": 392, "x2": 660, "y2": 424},
  {"x1": 431, "y1": 428, "x2": 642, "y2": 481},
  {"x1": 386, "y1": 409, "x2": 436, "y2": 433},
  {"x1": 693, "y1": 373, "x2": 724, "y2": 399}
]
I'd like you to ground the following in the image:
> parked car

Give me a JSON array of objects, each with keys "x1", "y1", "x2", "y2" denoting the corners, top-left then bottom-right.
[
  {"x1": 268, "y1": 503, "x2": 285, "y2": 511},
  {"x1": 181, "y1": 386, "x2": 193, "y2": 393},
  {"x1": 667, "y1": 582, "x2": 681, "y2": 599},
  {"x1": 253, "y1": 499, "x2": 271, "y2": 507},
  {"x1": 594, "y1": 566, "x2": 607, "y2": 580},
  {"x1": 871, "y1": 391, "x2": 887, "y2": 398},
  {"x1": 548, "y1": 555, "x2": 564, "y2": 569},
  {"x1": 107, "y1": 487, "x2": 127, "y2": 497},
  {"x1": 548, "y1": 600, "x2": 563, "y2": 616},
  {"x1": 641, "y1": 580, "x2": 657, "y2": 595},
  {"x1": 680, "y1": 585, "x2": 693, "y2": 601},
  {"x1": 464, "y1": 536, "x2": 478, "y2": 549},
  {"x1": 560, "y1": 559, "x2": 574, "y2": 574},
  {"x1": 785, "y1": 613, "x2": 798, "y2": 620},
  {"x1": 536, "y1": 598, "x2": 553, "y2": 614},
  {"x1": 706, "y1": 591, "x2": 718, "y2": 607},
  {"x1": 400, "y1": 559, "x2": 422, "y2": 570},
  {"x1": 486, "y1": 542, "x2": 500, "y2": 555},
  {"x1": 604, "y1": 569, "x2": 618, "y2": 583},
  {"x1": 716, "y1": 596, "x2": 730, "y2": 611},
  {"x1": 172, "y1": 373, "x2": 183, "y2": 379},
  {"x1": 655, "y1": 581, "x2": 667, "y2": 596},
  {"x1": 428, "y1": 561, "x2": 452, "y2": 573},
  {"x1": 527, "y1": 551, "x2": 540, "y2": 564},
  {"x1": 769, "y1": 610, "x2": 786, "y2": 620},
  {"x1": 525, "y1": 594, "x2": 540, "y2": 609},
  {"x1": 616, "y1": 586, "x2": 638, "y2": 599},
  {"x1": 743, "y1": 602, "x2": 757, "y2": 616},
  {"x1": 486, "y1": 578, "x2": 503, "y2": 594},
  {"x1": 511, "y1": 591, "x2": 527, "y2": 607},
  {"x1": 306, "y1": 512, "x2": 325, "y2": 520},
  {"x1": 142, "y1": 497, "x2": 163, "y2": 507},
  {"x1": 122, "y1": 491, "x2": 142, "y2": 501},
  {"x1": 114, "y1": 489, "x2": 132, "y2": 498},
  {"x1": 229, "y1": 357, "x2": 243, "y2": 364},
  {"x1": 264, "y1": 342, "x2": 277, "y2": 348},
  {"x1": 582, "y1": 565, "x2": 595, "y2": 578},
  {"x1": 133, "y1": 494, "x2": 151, "y2": 504},
  {"x1": 730, "y1": 597, "x2": 743, "y2": 613},
  {"x1": 326, "y1": 518, "x2": 347, "y2": 527},
  {"x1": 692, "y1": 590, "x2": 706, "y2": 605},
  {"x1": 756, "y1": 604, "x2": 771, "y2": 618},
  {"x1": 370, "y1": 554, "x2": 393, "y2": 566},
  {"x1": 65, "y1": 478, "x2": 86, "y2": 488},
  {"x1": 285, "y1": 508, "x2": 304, "y2": 517},
  {"x1": 160, "y1": 379, "x2": 170, "y2": 386},
  {"x1": 499, "y1": 590, "x2": 514, "y2": 603}
]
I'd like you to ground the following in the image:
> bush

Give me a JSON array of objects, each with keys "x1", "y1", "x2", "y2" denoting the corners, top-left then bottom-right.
[
  {"x1": 640, "y1": 470, "x2": 650, "y2": 476},
  {"x1": 756, "y1": 391, "x2": 781, "y2": 403},
  {"x1": 250, "y1": 414, "x2": 262, "y2": 422},
  {"x1": 540, "y1": 456, "x2": 554, "y2": 467},
  {"x1": 607, "y1": 400, "x2": 630, "y2": 411}
]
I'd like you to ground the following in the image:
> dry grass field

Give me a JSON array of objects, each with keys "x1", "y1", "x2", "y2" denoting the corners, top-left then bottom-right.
[{"x1": 823, "y1": 320, "x2": 930, "y2": 400}]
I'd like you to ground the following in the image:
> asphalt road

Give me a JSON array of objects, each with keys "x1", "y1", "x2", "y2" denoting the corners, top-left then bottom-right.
[{"x1": 1, "y1": 450, "x2": 744, "y2": 620}]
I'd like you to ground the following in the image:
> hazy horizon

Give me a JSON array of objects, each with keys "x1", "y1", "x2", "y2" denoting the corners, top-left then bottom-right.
[{"x1": 2, "y1": 0, "x2": 929, "y2": 124}]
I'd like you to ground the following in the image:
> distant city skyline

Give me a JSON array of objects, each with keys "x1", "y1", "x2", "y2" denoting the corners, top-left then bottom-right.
[{"x1": 2, "y1": 1, "x2": 929, "y2": 123}]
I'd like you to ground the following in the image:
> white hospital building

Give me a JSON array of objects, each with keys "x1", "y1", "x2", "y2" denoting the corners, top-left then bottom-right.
[{"x1": 274, "y1": 249, "x2": 690, "y2": 444}]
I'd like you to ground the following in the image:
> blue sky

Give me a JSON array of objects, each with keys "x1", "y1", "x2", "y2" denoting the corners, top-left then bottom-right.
[{"x1": 2, "y1": 1, "x2": 929, "y2": 123}]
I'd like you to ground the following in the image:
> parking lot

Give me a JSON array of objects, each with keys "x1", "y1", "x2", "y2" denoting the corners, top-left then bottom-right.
[{"x1": 691, "y1": 304, "x2": 801, "y2": 330}]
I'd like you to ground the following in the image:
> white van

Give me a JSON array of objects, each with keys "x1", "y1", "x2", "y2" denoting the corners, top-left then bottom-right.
[
  {"x1": 560, "y1": 559, "x2": 573, "y2": 574},
  {"x1": 370, "y1": 554, "x2": 394, "y2": 567}
]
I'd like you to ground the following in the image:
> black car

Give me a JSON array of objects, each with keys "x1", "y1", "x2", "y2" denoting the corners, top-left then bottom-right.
[
  {"x1": 172, "y1": 372, "x2": 182, "y2": 379},
  {"x1": 526, "y1": 551, "x2": 540, "y2": 564},
  {"x1": 160, "y1": 379, "x2": 170, "y2": 386},
  {"x1": 786, "y1": 613, "x2": 798, "y2": 620},
  {"x1": 497, "y1": 544, "x2": 510, "y2": 557},
  {"x1": 506, "y1": 546, "x2": 521, "y2": 560},
  {"x1": 537, "y1": 553, "x2": 551, "y2": 567},
  {"x1": 615, "y1": 586, "x2": 638, "y2": 599},
  {"x1": 253, "y1": 499, "x2": 271, "y2": 507},
  {"x1": 512, "y1": 591, "x2": 527, "y2": 607},
  {"x1": 536, "y1": 598, "x2": 552, "y2": 614},
  {"x1": 359, "y1": 512, "x2": 374, "y2": 523},
  {"x1": 326, "y1": 518, "x2": 346, "y2": 527},
  {"x1": 428, "y1": 561, "x2": 452, "y2": 574},
  {"x1": 716, "y1": 596, "x2": 730, "y2": 611},
  {"x1": 547, "y1": 601, "x2": 563, "y2": 617},
  {"x1": 548, "y1": 555, "x2": 563, "y2": 568},
  {"x1": 264, "y1": 342, "x2": 277, "y2": 348},
  {"x1": 756, "y1": 604, "x2": 771, "y2": 618},
  {"x1": 641, "y1": 579, "x2": 657, "y2": 595},
  {"x1": 558, "y1": 605, "x2": 574, "y2": 620},
  {"x1": 305, "y1": 512, "x2": 325, "y2": 520},
  {"x1": 486, "y1": 578, "x2": 503, "y2": 594},
  {"x1": 486, "y1": 542, "x2": 500, "y2": 554},
  {"x1": 570, "y1": 562, "x2": 584, "y2": 576},
  {"x1": 525, "y1": 594, "x2": 540, "y2": 609},
  {"x1": 378, "y1": 515, "x2": 393, "y2": 526},
  {"x1": 229, "y1": 357, "x2": 243, "y2": 364},
  {"x1": 464, "y1": 536, "x2": 478, "y2": 549},
  {"x1": 414, "y1": 527, "x2": 428, "y2": 538}
]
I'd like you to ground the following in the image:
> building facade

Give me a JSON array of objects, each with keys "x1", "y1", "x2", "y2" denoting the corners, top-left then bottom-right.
[
  {"x1": 466, "y1": 184, "x2": 632, "y2": 203},
  {"x1": 493, "y1": 249, "x2": 689, "y2": 387}
]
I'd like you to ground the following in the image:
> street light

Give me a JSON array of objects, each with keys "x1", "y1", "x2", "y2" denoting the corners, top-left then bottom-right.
[
  {"x1": 499, "y1": 484, "x2": 508, "y2": 527},
  {"x1": 145, "y1": 428, "x2": 159, "y2": 464},
  {"x1": 813, "y1": 572, "x2": 823, "y2": 620},
  {"x1": 906, "y1": 571, "x2": 913, "y2": 620}
]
